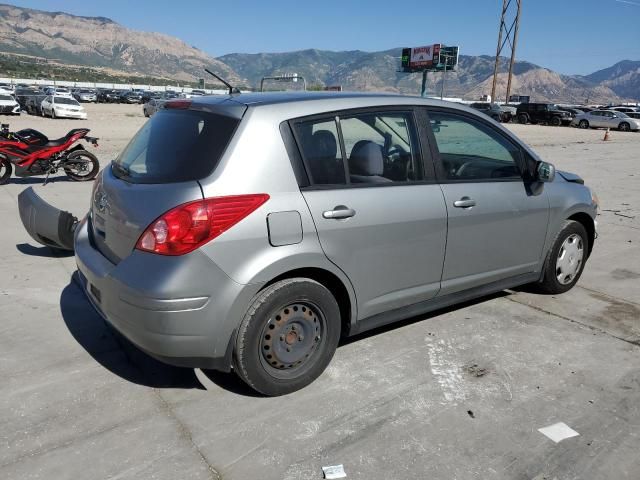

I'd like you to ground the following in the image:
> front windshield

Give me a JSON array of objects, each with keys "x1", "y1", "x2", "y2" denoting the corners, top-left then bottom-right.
[{"x1": 55, "y1": 97, "x2": 79, "y2": 105}]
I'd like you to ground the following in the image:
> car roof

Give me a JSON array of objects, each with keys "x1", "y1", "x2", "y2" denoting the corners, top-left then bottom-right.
[{"x1": 192, "y1": 91, "x2": 472, "y2": 111}]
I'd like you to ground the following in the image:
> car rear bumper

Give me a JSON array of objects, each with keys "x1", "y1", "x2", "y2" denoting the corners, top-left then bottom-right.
[{"x1": 74, "y1": 215, "x2": 264, "y2": 370}]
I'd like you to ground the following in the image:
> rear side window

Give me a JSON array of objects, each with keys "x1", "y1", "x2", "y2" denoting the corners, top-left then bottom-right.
[
  {"x1": 292, "y1": 110, "x2": 423, "y2": 186},
  {"x1": 112, "y1": 109, "x2": 239, "y2": 184}
]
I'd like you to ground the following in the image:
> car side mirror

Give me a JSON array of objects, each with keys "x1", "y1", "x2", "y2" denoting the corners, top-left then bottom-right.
[{"x1": 537, "y1": 161, "x2": 555, "y2": 182}]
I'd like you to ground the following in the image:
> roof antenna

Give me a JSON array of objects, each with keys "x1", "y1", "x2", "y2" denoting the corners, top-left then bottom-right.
[{"x1": 204, "y1": 68, "x2": 241, "y2": 95}]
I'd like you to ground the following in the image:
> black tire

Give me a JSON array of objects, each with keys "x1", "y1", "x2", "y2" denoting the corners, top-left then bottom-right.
[
  {"x1": 0, "y1": 158, "x2": 12, "y2": 185},
  {"x1": 234, "y1": 278, "x2": 341, "y2": 396},
  {"x1": 578, "y1": 120, "x2": 589, "y2": 129},
  {"x1": 51, "y1": 109, "x2": 56, "y2": 119},
  {"x1": 64, "y1": 150, "x2": 100, "y2": 181},
  {"x1": 618, "y1": 122, "x2": 630, "y2": 132},
  {"x1": 550, "y1": 116, "x2": 562, "y2": 126},
  {"x1": 517, "y1": 113, "x2": 528, "y2": 124},
  {"x1": 503, "y1": 113, "x2": 512, "y2": 123},
  {"x1": 537, "y1": 220, "x2": 589, "y2": 294}
]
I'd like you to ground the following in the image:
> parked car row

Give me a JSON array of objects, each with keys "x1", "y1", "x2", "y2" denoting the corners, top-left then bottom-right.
[{"x1": 468, "y1": 100, "x2": 639, "y2": 132}]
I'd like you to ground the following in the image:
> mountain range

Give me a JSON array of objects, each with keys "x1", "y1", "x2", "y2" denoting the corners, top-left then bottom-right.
[{"x1": 0, "y1": 3, "x2": 638, "y2": 102}]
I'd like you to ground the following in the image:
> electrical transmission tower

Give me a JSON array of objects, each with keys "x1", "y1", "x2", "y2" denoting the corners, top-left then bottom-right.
[{"x1": 491, "y1": 0, "x2": 522, "y2": 103}]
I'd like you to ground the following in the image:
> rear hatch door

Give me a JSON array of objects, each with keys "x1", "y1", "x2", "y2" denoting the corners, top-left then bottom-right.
[{"x1": 92, "y1": 100, "x2": 245, "y2": 263}]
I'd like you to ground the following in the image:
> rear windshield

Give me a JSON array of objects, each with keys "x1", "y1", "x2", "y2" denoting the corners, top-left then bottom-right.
[{"x1": 112, "y1": 109, "x2": 239, "y2": 184}]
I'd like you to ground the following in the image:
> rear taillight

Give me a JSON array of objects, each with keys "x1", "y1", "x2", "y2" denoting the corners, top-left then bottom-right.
[{"x1": 136, "y1": 194, "x2": 269, "y2": 256}]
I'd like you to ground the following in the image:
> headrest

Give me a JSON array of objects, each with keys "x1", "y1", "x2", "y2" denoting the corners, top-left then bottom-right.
[
  {"x1": 310, "y1": 130, "x2": 337, "y2": 159},
  {"x1": 349, "y1": 140, "x2": 384, "y2": 176}
]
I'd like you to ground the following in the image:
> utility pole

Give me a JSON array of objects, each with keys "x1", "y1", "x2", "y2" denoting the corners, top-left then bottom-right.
[
  {"x1": 440, "y1": 62, "x2": 447, "y2": 100},
  {"x1": 491, "y1": 0, "x2": 522, "y2": 103}
]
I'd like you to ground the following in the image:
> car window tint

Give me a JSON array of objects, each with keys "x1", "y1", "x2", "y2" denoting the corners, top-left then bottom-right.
[
  {"x1": 339, "y1": 112, "x2": 423, "y2": 184},
  {"x1": 113, "y1": 109, "x2": 239, "y2": 184},
  {"x1": 295, "y1": 118, "x2": 346, "y2": 185},
  {"x1": 428, "y1": 111, "x2": 521, "y2": 181}
]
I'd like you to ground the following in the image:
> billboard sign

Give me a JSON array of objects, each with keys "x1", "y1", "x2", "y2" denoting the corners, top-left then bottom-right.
[{"x1": 402, "y1": 44, "x2": 441, "y2": 71}]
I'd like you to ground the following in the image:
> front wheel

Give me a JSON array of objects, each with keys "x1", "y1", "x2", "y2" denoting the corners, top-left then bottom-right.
[
  {"x1": 550, "y1": 116, "x2": 562, "y2": 126},
  {"x1": 537, "y1": 220, "x2": 589, "y2": 294},
  {"x1": 63, "y1": 150, "x2": 99, "y2": 181},
  {"x1": 578, "y1": 120, "x2": 589, "y2": 129},
  {"x1": 234, "y1": 278, "x2": 341, "y2": 396},
  {"x1": 0, "y1": 158, "x2": 12, "y2": 185},
  {"x1": 517, "y1": 113, "x2": 528, "y2": 124},
  {"x1": 618, "y1": 122, "x2": 630, "y2": 132}
]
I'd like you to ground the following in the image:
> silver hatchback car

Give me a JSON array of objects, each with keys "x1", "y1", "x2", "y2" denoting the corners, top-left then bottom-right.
[{"x1": 19, "y1": 93, "x2": 598, "y2": 395}]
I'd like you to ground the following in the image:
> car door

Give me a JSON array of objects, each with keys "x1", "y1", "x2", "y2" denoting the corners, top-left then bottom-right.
[
  {"x1": 590, "y1": 111, "x2": 606, "y2": 127},
  {"x1": 42, "y1": 96, "x2": 51, "y2": 114},
  {"x1": 426, "y1": 108, "x2": 550, "y2": 295},
  {"x1": 292, "y1": 108, "x2": 448, "y2": 320},
  {"x1": 602, "y1": 111, "x2": 617, "y2": 128}
]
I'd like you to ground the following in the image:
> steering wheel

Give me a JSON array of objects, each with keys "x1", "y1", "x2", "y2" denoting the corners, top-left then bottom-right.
[{"x1": 455, "y1": 161, "x2": 473, "y2": 178}]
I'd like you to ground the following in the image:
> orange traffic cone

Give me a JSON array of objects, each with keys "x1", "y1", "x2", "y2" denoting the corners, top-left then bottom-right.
[{"x1": 603, "y1": 128, "x2": 610, "y2": 141}]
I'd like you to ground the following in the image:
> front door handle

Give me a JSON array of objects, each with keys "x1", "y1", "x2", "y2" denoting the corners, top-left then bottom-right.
[
  {"x1": 323, "y1": 205, "x2": 356, "y2": 219},
  {"x1": 453, "y1": 197, "x2": 476, "y2": 208}
]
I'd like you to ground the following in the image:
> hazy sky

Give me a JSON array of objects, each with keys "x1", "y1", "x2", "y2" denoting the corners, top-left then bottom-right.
[{"x1": 8, "y1": 0, "x2": 640, "y2": 75}]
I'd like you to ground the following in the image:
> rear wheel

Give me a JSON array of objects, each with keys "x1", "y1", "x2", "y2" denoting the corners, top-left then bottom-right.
[
  {"x1": 518, "y1": 113, "x2": 528, "y2": 124},
  {"x1": 0, "y1": 158, "x2": 12, "y2": 185},
  {"x1": 63, "y1": 150, "x2": 99, "y2": 181},
  {"x1": 578, "y1": 119, "x2": 589, "y2": 129},
  {"x1": 537, "y1": 220, "x2": 588, "y2": 294},
  {"x1": 550, "y1": 116, "x2": 562, "y2": 126},
  {"x1": 619, "y1": 122, "x2": 630, "y2": 132},
  {"x1": 234, "y1": 278, "x2": 341, "y2": 396}
]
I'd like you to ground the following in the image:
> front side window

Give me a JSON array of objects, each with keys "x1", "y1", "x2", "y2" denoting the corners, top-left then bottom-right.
[
  {"x1": 293, "y1": 110, "x2": 423, "y2": 186},
  {"x1": 428, "y1": 111, "x2": 522, "y2": 181}
]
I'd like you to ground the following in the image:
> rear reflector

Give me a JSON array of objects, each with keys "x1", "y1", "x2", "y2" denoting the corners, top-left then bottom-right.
[{"x1": 136, "y1": 194, "x2": 269, "y2": 255}]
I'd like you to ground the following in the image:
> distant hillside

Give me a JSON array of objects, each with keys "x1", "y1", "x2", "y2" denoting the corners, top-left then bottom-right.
[
  {"x1": 0, "y1": 3, "x2": 244, "y2": 85},
  {"x1": 586, "y1": 60, "x2": 640, "y2": 100},
  {"x1": 219, "y1": 49, "x2": 626, "y2": 103}
]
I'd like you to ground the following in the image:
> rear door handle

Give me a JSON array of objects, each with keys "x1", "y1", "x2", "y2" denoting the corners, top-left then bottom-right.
[
  {"x1": 453, "y1": 197, "x2": 476, "y2": 208},
  {"x1": 323, "y1": 205, "x2": 356, "y2": 219}
]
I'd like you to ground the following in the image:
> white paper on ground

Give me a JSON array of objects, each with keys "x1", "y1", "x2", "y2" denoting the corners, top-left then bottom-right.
[
  {"x1": 538, "y1": 422, "x2": 580, "y2": 443},
  {"x1": 322, "y1": 464, "x2": 347, "y2": 479}
]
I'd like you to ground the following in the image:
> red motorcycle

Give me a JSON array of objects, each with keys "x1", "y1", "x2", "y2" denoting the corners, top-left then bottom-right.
[{"x1": 0, "y1": 124, "x2": 100, "y2": 185}]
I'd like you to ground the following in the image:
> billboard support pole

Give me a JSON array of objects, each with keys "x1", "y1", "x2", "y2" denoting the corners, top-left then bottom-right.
[{"x1": 421, "y1": 70, "x2": 428, "y2": 97}]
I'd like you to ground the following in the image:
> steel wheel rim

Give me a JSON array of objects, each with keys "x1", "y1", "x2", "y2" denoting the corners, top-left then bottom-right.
[
  {"x1": 556, "y1": 234, "x2": 584, "y2": 285},
  {"x1": 259, "y1": 301, "x2": 326, "y2": 379}
]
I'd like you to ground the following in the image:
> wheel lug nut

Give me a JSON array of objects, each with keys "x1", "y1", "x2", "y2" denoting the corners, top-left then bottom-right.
[
  {"x1": 286, "y1": 347, "x2": 291, "y2": 352},
  {"x1": 291, "y1": 325, "x2": 296, "y2": 331},
  {"x1": 280, "y1": 335, "x2": 285, "y2": 341},
  {"x1": 298, "y1": 336, "x2": 304, "y2": 341},
  {"x1": 315, "y1": 336, "x2": 320, "y2": 342}
]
